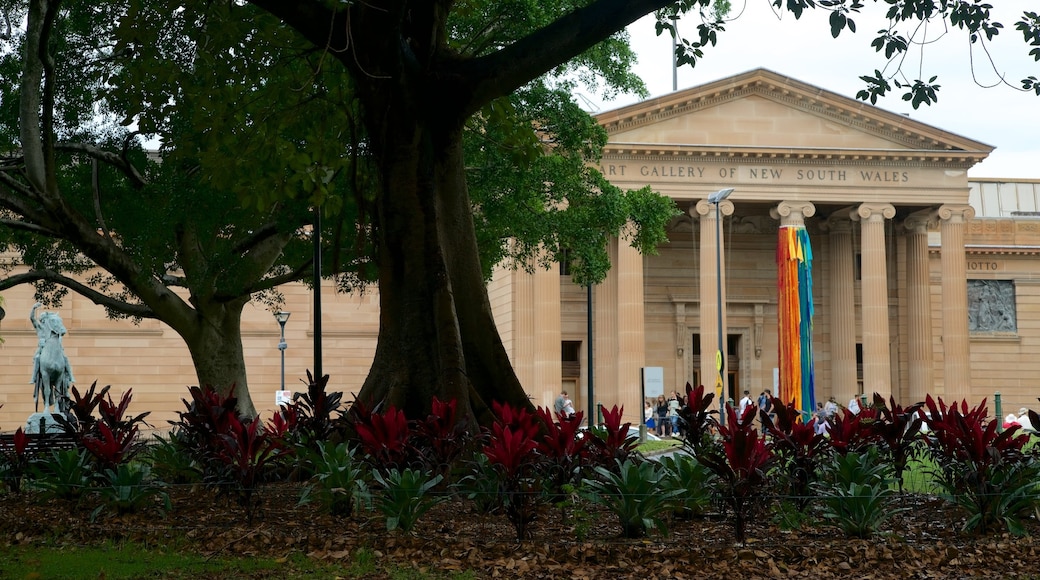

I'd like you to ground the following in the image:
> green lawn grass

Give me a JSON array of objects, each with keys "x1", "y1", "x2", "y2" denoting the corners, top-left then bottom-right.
[{"x1": 0, "y1": 543, "x2": 476, "y2": 580}]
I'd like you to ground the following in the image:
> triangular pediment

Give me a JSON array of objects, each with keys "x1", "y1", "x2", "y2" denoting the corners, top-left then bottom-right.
[{"x1": 595, "y1": 69, "x2": 992, "y2": 164}]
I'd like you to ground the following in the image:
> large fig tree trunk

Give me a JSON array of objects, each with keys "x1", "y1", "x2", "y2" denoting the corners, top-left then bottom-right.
[{"x1": 355, "y1": 118, "x2": 531, "y2": 426}]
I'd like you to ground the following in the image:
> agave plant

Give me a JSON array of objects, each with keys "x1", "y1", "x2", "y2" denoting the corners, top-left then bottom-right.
[
  {"x1": 370, "y1": 468, "x2": 446, "y2": 533},
  {"x1": 814, "y1": 448, "x2": 906, "y2": 538},
  {"x1": 91, "y1": 463, "x2": 170, "y2": 522},
  {"x1": 299, "y1": 441, "x2": 369, "y2": 517},
  {"x1": 582, "y1": 459, "x2": 681, "y2": 538},
  {"x1": 657, "y1": 453, "x2": 716, "y2": 519}
]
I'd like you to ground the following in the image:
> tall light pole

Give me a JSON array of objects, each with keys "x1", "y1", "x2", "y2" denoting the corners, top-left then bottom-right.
[
  {"x1": 274, "y1": 311, "x2": 291, "y2": 392},
  {"x1": 708, "y1": 187, "x2": 734, "y2": 425}
]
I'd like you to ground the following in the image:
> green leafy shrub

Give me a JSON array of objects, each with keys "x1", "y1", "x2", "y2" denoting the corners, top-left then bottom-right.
[
  {"x1": 814, "y1": 448, "x2": 905, "y2": 538},
  {"x1": 31, "y1": 448, "x2": 92, "y2": 501},
  {"x1": 658, "y1": 453, "x2": 715, "y2": 519},
  {"x1": 144, "y1": 432, "x2": 201, "y2": 485},
  {"x1": 370, "y1": 468, "x2": 446, "y2": 532},
  {"x1": 91, "y1": 463, "x2": 170, "y2": 521},
  {"x1": 581, "y1": 458, "x2": 680, "y2": 538},
  {"x1": 299, "y1": 441, "x2": 369, "y2": 517},
  {"x1": 454, "y1": 451, "x2": 501, "y2": 516}
]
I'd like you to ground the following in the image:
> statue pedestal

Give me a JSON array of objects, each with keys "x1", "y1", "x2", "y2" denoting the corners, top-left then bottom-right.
[{"x1": 25, "y1": 412, "x2": 65, "y2": 434}]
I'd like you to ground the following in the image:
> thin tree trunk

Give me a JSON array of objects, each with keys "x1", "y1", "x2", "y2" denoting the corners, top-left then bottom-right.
[{"x1": 183, "y1": 301, "x2": 256, "y2": 417}]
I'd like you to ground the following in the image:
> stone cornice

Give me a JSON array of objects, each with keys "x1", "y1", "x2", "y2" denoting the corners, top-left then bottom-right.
[
  {"x1": 596, "y1": 69, "x2": 993, "y2": 156},
  {"x1": 599, "y1": 145, "x2": 986, "y2": 168},
  {"x1": 963, "y1": 245, "x2": 1040, "y2": 256}
]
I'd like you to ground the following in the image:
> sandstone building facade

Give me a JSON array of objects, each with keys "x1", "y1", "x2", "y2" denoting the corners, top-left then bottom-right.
[{"x1": 1, "y1": 69, "x2": 1037, "y2": 431}]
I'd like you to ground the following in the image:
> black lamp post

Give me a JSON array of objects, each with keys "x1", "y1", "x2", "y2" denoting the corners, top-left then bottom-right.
[
  {"x1": 708, "y1": 187, "x2": 734, "y2": 424},
  {"x1": 274, "y1": 311, "x2": 291, "y2": 392}
]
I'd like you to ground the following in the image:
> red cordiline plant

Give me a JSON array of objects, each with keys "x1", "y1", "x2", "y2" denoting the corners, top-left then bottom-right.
[
  {"x1": 534, "y1": 407, "x2": 587, "y2": 495},
  {"x1": 60, "y1": 382, "x2": 111, "y2": 435},
  {"x1": 0, "y1": 427, "x2": 31, "y2": 493},
  {"x1": 57, "y1": 387, "x2": 150, "y2": 472},
  {"x1": 762, "y1": 397, "x2": 830, "y2": 512},
  {"x1": 918, "y1": 395, "x2": 1039, "y2": 535},
  {"x1": 413, "y1": 396, "x2": 472, "y2": 476},
  {"x1": 352, "y1": 401, "x2": 412, "y2": 473},
  {"x1": 81, "y1": 422, "x2": 141, "y2": 472},
  {"x1": 867, "y1": 393, "x2": 924, "y2": 492},
  {"x1": 350, "y1": 396, "x2": 473, "y2": 478},
  {"x1": 583, "y1": 405, "x2": 639, "y2": 471},
  {"x1": 214, "y1": 413, "x2": 291, "y2": 522},
  {"x1": 676, "y1": 383, "x2": 717, "y2": 457},
  {"x1": 826, "y1": 406, "x2": 879, "y2": 456},
  {"x1": 482, "y1": 400, "x2": 543, "y2": 540},
  {"x1": 288, "y1": 370, "x2": 344, "y2": 448},
  {"x1": 169, "y1": 384, "x2": 243, "y2": 471},
  {"x1": 696, "y1": 404, "x2": 775, "y2": 544}
]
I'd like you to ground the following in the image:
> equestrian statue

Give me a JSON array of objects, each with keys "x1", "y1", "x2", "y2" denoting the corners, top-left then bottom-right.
[{"x1": 30, "y1": 303, "x2": 75, "y2": 415}]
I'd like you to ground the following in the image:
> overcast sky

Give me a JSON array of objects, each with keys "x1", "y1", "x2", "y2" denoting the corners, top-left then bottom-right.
[{"x1": 579, "y1": 1, "x2": 1039, "y2": 179}]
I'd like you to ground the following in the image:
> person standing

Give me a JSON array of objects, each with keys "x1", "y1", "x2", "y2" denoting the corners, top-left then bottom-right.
[
  {"x1": 554, "y1": 390, "x2": 567, "y2": 418},
  {"x1": 562, "y1": 393, "x2": 575, "y2": 420},
  {"x1": 848, "y1": 394, "x2": 862, "y2": 415},
  {"x1": 655, "y1": 395, "x2": 670, "y2": 437},
  {"x1": 738, "y1": 390, "x2": 754, "y2": 420},
  {"x1": 757, "y1": 389, "x2": 773, "y2": 433},
  {"x1": 668, "y1": 392, "x2": 682, "y2": 436},
  {"x1": 823, "y1": 396, "x2": 838, "y2": 420}
]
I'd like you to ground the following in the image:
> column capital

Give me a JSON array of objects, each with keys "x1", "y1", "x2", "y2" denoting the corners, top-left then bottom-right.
[
  {"x1": 852, "y1": 202, "x2": 896, "y2": 222},
  {"x1": 694, "y1": 199, "x2": 734, "y2": 217},
  {"x1": 820, "y1": 207, "x2": 856, "y2": 234},
  {"x1": 903, "y1": 209, "x2": 937, "y2": 233},
  {"x1": 934, "y1": 204, "x2": 975, "y2": 224},
  {"x1": 769, "y1": 200, "x2": 816, "y2": 226}
]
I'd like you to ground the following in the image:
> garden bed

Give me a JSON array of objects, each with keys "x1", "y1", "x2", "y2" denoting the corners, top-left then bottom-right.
[{"x1": 2, "y1": 483, "x2": 1038, "y2": 579}]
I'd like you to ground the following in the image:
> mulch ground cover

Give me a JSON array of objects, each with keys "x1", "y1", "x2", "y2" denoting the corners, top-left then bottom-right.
[{"x1": 2, "y1": 483, "x2": 1038, "y2": 579}]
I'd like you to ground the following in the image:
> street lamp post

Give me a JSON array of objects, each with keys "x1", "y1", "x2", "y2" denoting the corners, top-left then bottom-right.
[
  {"x1": 708, "y1": 187, "x2": 734, "y2": 425},
  {"x1": 274, "y1": 311, "x2": 291, "y2": 392}
]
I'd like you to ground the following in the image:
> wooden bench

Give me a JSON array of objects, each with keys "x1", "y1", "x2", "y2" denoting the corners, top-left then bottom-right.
[{"x1": 0, "y1": 432, "x2": 80, "y2": 455}]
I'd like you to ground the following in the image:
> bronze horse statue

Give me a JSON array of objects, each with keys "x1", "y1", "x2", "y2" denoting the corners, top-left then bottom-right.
[{"x1": 30, "y1": 303, "x2": 75, "y2": 414}]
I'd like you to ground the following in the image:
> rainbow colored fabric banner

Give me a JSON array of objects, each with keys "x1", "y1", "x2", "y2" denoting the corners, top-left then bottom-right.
[{"x1": 777, "y1": 225, "x2": 815, "y2": 417}]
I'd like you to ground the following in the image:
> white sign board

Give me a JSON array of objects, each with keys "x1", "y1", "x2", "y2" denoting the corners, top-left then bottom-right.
[
  {"x1": 275, "y1": 390, "x2": 293, "y2": 407},
  {"x1": 642, "y1": 367, "x2": 664, "y2": 398}
]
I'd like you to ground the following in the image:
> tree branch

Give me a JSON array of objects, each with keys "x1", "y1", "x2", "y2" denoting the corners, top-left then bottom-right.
[
  {"x1": 0, "y1": 269, "x2": 157, "y2": 319},
  {"x1": 214, "y1": 260, "x2": 313, "y2": 302},
  {"x1": 55, "y1": 142, "x2": 148, "y2": 188},
  {"x1": 454, "y1": 0, "x2": 673, "y2": 113},
  {"x1": 0, "y1": 218, "x2": 60, "y2": 237}
]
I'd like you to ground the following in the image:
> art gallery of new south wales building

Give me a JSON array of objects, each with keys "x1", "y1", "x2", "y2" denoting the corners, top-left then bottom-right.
[{"x1": 1, "y1": 68, "x2": 1038, "y2": 431}]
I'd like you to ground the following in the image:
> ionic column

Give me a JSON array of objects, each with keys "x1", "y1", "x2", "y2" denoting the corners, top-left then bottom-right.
[
  {"x1": 934, "y1": 204, "x2": 975, "y2": 401},
  {"x1": 616, "y1": 228, "x2": 646, "y2": 418},
  {"x1": 770, "y1": 201, "x2": 816, "y2": 405},
  {"x1": 532, "y1": 250, "x2": 562, "y2": 410},
  {"x1": 824, "y1": 212, "x2": 857, "y2": 405},
  {"x1": 852, "y1": 203, "x2": 895, "y2": 399},
  {"x1": 695, "y1": 198, "x2": 734, "y2": 400},
  {"x1": 594, "y1": 238, "x2": 619, "y2": 411},
  {"x1": 903, "y1": 212, "x2": 936, "y2": 402}
]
